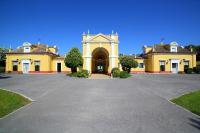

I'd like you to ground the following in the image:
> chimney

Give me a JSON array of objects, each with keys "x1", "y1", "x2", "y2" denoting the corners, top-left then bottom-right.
[
  {"x1": 190, "y1": 48, "x2": 193, "y2": 52},
  {"x1": 111, "y1": 30, "x2": 115, "y2": 39},
  {"x1": 86, "y1": 30, "x2": 90, "y2": 40},
  {"x1": 9, "y1": 49, "x2": 12, "y2": 52},
  {"x1": 152, "y1": 45, "x2": 155, "y2": 52},
  {"x1": 37, "y1": 38, "x2": 41, "y2": 45}
]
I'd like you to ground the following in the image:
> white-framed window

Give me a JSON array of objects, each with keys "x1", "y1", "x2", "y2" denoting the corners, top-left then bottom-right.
[
  {"x1": 24, "y1": 47, "x2": 30, "y2": 52},
  {"x1": 170, "y1": 46, "x2": 177, "y2": 52},
  {"x1": 12, "y1": 61, "x2": 18, "y2": 71},
  {"x1": 34, "y1": 61, "x2": 40, "y2": 71},
  {"x1": 159, "y1": 60, "x2": 165, "y2": 71},
  {"x1": 138, "y1": 63, "x2": 144, "y2": 68},
  {"x1": 184, "y1": 60, "x2": 189, "y2": 70}
]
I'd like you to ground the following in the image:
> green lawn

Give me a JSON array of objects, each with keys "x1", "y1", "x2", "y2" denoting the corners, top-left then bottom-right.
[
  {"x1": 171, "y1": 90, "x2": 200, "y2": 116},
  {"x1": 0, "y1": 89, "x2": 31, "y2": 118}
]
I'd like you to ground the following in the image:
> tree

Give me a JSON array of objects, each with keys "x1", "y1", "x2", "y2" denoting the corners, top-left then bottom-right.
[
  {"x1": 64, "y1": 48, "x2": 83, "y2": 73},
  {"x1": 119, "y1": 53, "x2": 124, "y2": 57},
  {"x1": 185, "y1": 45, "x2": 200, "y2": 61},
  {"x1": 0, "y1": 48, "x2": 9, "y2": 66},
  {"x1": 120, "y1": 56, "x2": 138, "y2": 73}
]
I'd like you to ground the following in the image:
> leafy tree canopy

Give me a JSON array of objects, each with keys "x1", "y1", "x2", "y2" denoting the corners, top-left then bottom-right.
[
  {"x1": 185, "y1": 45, "x2": 200, "y2": 61},
  {"x1": 0, "y1": 48, "x2": 9, "y2": 66},
  {"x1": 64, "y1": 48, "x2": 83, "y2": 73},
  {"x1": 120, "y1": 55, "x2": 138, "y2": 73}
]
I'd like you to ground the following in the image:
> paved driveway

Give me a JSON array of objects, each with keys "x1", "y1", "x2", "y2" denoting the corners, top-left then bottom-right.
[{"x1": 0, "y1": 74, "x2": 200, "y2": 133}]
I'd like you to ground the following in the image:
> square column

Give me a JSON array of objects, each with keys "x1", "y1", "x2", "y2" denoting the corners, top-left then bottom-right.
[
  {"x1": 86, "y1": 42, "x2": 91, "y2": 73},
  {"x1": 111, "y1": 42, "x2": 115, "y2": 69}
]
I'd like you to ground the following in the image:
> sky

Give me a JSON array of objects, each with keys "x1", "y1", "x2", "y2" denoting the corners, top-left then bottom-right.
[{"x1": 0, "y1": 0, "x2": 200, "y2": 55}]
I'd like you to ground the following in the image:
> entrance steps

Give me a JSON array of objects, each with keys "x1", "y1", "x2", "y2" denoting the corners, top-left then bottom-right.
[{"x1": 89, "y1": 74, "x2": 111, "y2": 79}]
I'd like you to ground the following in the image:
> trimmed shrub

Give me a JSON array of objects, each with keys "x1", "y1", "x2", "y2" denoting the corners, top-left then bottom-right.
[
  {"x1": 193, "y1": 66, "x2": 200, "y2": 74},
  {"x1": 119, "y1": 71, "x2": 131, "y2": 78},
  {"x1": 185, "y1": 68, "x2": 193, "y2": 74},
  {"x1": 68, "y1": 72, "x2": 78, "y2": 77},
  {"x1": 111, "y1": 67, "x2": 120, "y2": 77},
  {"x1": 68, "y1": 70, "x2": 89, "y2": 78},
  {"x1": 77, "y1": 70, "x2": 89, "y2": 78}
]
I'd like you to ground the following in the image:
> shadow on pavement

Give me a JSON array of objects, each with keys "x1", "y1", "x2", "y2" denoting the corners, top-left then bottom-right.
[
  {"x1": 189, "y1": 117, "x2": 200, "y2": 130},
  {"x1": 0, "y1": 74, "x2": 11, "y2": 79}
]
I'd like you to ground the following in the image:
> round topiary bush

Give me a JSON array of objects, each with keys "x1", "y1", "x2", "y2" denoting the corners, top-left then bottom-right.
[
  {"x1": 119, "y1": 71, "x2": 131, "y2": 78},
  {"x1": 111, "y1": 67, "x2": 120, "y2": 77}
]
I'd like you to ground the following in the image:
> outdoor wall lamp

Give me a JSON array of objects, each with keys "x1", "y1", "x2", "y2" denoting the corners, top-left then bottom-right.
[
  {"x1": 29, "y1": 59, "x2": 33, "y2": 64},
  {"x1": 17, "y1": 59, "x2": 21, "y2": 64},
  {"x1": 180, "y1": 59, "x2": 185, "y2": 64}
]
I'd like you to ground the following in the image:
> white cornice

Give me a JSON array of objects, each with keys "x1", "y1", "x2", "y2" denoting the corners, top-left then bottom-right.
[{"x1": 82, "y1": 41, "x2": 118, "y2": 43}]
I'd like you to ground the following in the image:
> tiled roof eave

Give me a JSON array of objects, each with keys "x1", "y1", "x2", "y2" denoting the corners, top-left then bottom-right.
[
  {"x1": 6, "y1": 52, "x2": 57, "y2": 56},
  {"x1": 151, "y1": 52, "x2": 196, "y2": 54}
]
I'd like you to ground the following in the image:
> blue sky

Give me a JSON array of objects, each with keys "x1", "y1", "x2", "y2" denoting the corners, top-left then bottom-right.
[{"x1": 0, "y1": 0, "x2": 200, "y2": 55}]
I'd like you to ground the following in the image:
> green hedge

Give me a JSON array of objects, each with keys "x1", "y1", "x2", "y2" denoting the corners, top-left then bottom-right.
[
  {"x1": 120, "y1": 71, "x2": 131, "y2": 78},
  {"x1": 193, "y1": 65, "x2": 200, "y2": 74},
  {"x1": 184, "y1": 66, "x2": 200, "y2": 74},
  {"x1": 68, "y1": 70, "x2": 89, "y2": 78},
  {"x1": 185, "y1": 68, "x2": 193, "y2": 74}
]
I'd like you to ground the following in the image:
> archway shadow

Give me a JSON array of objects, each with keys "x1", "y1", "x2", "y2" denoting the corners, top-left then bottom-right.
[{"x1": 92, "y1": 47, "x2": 109, "y2": 74}]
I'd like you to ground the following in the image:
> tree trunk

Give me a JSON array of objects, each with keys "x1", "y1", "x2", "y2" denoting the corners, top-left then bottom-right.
[
  {"x1": 71, "y1": 67, "x2": 77, "y2": 73},
  {"x1": 127, "y1": 68, "x2": 131, "y2": 73}
]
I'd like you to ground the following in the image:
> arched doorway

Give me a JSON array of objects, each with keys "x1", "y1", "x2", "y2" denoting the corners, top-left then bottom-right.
[{"x1": 92, "y1": 48, "x2": 109, "y2": 74}]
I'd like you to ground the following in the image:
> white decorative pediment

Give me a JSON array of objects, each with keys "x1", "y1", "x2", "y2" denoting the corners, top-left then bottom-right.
[
  {"x1": 88, "y1": 33, "x2": 113, "y2": 42},
  {"x1": 170, "y1": 41, "x2": 178, "y2": 46},
  {"x1": 23, "y1": 42, "x2": 31, "y2": 46}
]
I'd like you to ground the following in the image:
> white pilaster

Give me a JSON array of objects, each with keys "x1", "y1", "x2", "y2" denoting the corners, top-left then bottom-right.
[
  {"x1": 86, "y1": 41, "x2": 91, "y2": 73},
  {"x1": 86, "y1": 57, "x2": 91, "y2": 73},
  {"x1": 111, "y1": 42, "x2": 115, "y2": 69}
]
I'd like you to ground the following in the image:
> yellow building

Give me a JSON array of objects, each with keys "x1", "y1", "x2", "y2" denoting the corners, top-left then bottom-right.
[
  {"x1": 82, "y1": 32, "x2": 119, "y2": 73},
  {"x1": 130, "y1": 57, "x2": 145, "y2": 73},
  {"x1": 143, "y1": 42, "x2": 196, "y2": 73},
  {"x1": 5, "y1": 33, "x2": 196, "y2": 74},
  {"x1": 6, "y1": 42, "x2": 70, "y2": 73}
]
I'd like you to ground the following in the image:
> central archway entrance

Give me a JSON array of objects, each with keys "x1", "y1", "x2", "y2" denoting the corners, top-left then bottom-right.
[{"x1": 92, "y1": 48, "x2": 109, "y2": 74}]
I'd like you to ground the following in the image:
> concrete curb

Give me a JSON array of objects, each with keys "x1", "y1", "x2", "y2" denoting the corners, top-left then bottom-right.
[
  {"x1": 0, "y1": 88, "x2": 35, "y2": 120},
  {"x1": 168, "y1": 89, "x2": 200, "y2": 118},
  {"x1": 0, "y1": 88, "x2": 35, "y2": 102}
]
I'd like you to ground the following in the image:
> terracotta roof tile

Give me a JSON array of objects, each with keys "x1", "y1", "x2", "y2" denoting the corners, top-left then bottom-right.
[
  {"x1": 12, "y1": 44, "x2": 50, "y2": 53},
  {"x1": 151, "y1": 44, "x2": 193, "y2": 53}
]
